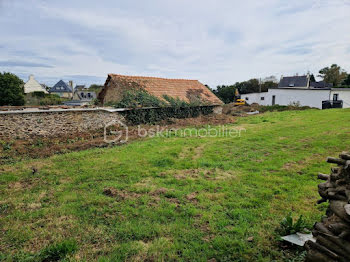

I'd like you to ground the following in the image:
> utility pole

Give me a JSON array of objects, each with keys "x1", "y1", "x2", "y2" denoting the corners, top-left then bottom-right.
[{"x1": 259, "y1": 78, "x2": 262, "y2": 93}]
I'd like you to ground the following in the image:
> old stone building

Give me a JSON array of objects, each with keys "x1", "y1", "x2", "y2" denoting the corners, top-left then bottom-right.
[{"x1": 98, "y1": 74, "x2": 223, "y2": 105}]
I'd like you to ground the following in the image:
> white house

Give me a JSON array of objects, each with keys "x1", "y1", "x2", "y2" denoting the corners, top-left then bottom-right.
[
  {"x1": 24, "y1": 75, "x2": 48, "y2": 94},
  {"x1": 241, "y1": 75, "x2": 350, "y2": 109}
]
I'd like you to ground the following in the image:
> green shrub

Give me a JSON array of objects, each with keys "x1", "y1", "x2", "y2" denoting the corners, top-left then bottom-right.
[
  {"x1": 121, "y1": 106, "x2": 214, "y2": 125},
  {"x1": 114, "y1": 89, "x2": 166, "y2": 108},
  {"x1": 163, "y1": 95, "x2": 189, "y2": 107},
  {"x1": 0, "y1": 141, "x2": 13, "y2": 151},
  {"x1": 25, "y1": 93, "x2": 66, "y2": 106},
  {"x1": 32, "y1": 91, "x2": 46, "y2": 98},
  {"x1": 279, "y1": 213, "x2": 309, "y2": 235},
  {"x1": 38, "y1": 94, "x2": 66, "y2": 106},
  {"x1": 0, "y1": 72, "x2": 25, "y2": 106}
]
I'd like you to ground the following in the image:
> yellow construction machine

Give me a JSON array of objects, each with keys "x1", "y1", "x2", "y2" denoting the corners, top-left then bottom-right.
[{"x1": 233, "y1": 88, "x2": 246, "y2": 106}]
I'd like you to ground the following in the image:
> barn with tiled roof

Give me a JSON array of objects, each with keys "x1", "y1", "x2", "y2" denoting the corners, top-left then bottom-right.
[{"x1": 98, "y1": 74, "x2": 223, "y2": 106}]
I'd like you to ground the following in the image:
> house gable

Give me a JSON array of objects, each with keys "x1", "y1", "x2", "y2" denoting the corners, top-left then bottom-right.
[
  {"x1": 24, "y1": 75, "x2": 48, "y2": 94},
  {"x1": 49, "y1": 80, "x2": 72, "y2": 93}
]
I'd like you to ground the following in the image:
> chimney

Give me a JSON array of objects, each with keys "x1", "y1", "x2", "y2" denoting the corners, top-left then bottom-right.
[
  {"x1": 29, "y1": 74, "x2": 34, "y2": 80},
  {"x1": 69, "y1": 81, "x2": 74, "y2": 98}
]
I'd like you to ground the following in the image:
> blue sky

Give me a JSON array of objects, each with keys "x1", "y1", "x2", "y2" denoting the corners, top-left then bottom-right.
[{"x1": 0, "y1": 0, "x2": 349, "y2": 88}]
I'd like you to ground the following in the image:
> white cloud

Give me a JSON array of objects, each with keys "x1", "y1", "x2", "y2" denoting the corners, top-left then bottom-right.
[{"x1": 0, "y1": 0, "x2": 349, "y2": 87}]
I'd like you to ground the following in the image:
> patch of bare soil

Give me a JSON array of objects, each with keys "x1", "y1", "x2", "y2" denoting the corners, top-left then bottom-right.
[
  {"x1": 165, "y1": 168, "x2": 237, "y2": 181},
  {"x1": 8, "y1": 177, "x2": 44, "y2": 191},
  {"x1": 222, "y1": 103, "x2": 260, "y2": 116},
  {"x1": 0, "y1": 113, "x2": 236, "y2": 164},
  {"x1": 186, "y1": 192, "x2": 198, "y2": 203},
  {"x1": 161, "y1": 113, "x2": 236, "y2": 127},
  {"x1": 103, "y1": 187, "x2": 141, "y2": 200}
]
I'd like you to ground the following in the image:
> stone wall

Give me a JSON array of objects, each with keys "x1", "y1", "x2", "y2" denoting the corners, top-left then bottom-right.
[
  {"x1": 0, "y1": 109, "x2": 124, "y2": 139},
  {"x1": 0, "y1": 105, "x2": 222, "y2": 140}
]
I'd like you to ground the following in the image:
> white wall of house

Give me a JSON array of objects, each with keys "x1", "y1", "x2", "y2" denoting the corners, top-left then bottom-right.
[
  {"x1": 331, "y1": 89, "x2": 350, "y2": 108},
  {"x1": 241, "y1": 92, "x2": 270, "y2": 106},
  {"x1": 24, "y1": 75, "x2": 48, "y2": 94},
  {"x1": 241, "y1": 89, "x2": 331, "y2": 109}
]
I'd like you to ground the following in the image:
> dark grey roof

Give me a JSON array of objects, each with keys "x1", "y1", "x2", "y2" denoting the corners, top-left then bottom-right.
[
  {"x1": 75, "y1": 85, "x2": 86, "y2": 91},
  {"x1": 310, "y1": 81, "x2": 333, "y2": 88},
  {"x1": 278, "y1": 76, "x2": 308, "y2": 88},
  {"x1": 49, "y1": 80, "x2": 72, "y2": 93}
]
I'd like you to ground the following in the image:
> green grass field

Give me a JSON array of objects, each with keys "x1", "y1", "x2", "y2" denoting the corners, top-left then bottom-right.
[{"x1": 1, "y1": 109, "x2": 350, "y2": 261}]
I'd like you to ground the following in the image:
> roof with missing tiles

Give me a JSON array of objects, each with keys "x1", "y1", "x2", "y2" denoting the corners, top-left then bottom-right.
[{"x1": 98, "y1": 74, "x2": 223, "y2": 105}]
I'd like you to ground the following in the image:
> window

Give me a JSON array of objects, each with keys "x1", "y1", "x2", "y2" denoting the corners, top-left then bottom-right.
[
  {"x1": 261, "y1": 97, "x2": 265, "y2": 100},
  {"x1": 333, "y1": 94, "x2": 339, "y2": 101},
  {"x1": 246, "y1": 97, "x2": 249, "y2": 101},
  {"x1": 87, "y1": 93, "x2": 91, "y2": 98}
]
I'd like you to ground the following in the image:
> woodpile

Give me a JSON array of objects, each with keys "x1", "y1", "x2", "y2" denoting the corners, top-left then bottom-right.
[{"x1": 305, "y1": 152, "x2": 350, "y2": 262}]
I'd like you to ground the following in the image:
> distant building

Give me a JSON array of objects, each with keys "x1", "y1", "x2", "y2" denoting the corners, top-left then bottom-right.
[
  {"x1": 74, "y1": 85, "x2": 86, "y2": 91},
  {"x1": 277, "y1": 74, "x2": 333, "y2": 89},
  {"x1": 24, "y1": 75, "x2": 48, "y2": 94},
  {"x1": 49, "y1": 80, "x2": 73, "y2": 98},
  {"x1": 98, "y1": 74, "x2": 223, "y2": 105},
  {"x1": 63, "y1": 90, "x2": 96, "y2": 106},
  {"x1": 278, "y1": 75, "x2": 310, "y2": 88},
  {"x1": 241, "y1": 74, "x2": 348, "y2": 109},
  {"x1": 73, "y1": 90, "x2": 96, "y2": 101}
]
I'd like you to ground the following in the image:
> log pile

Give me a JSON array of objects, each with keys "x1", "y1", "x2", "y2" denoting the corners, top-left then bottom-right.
[{"x1": 305, "y1": 152, "x2": 350, "y2": 262}]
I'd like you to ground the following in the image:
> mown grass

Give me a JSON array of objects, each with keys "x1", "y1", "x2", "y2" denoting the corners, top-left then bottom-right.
[{"x1": 1, "y1": 109, "x2": 350, "y2": 261}]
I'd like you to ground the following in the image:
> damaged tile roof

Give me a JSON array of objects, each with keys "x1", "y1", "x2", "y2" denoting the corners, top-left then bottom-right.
[{"x1": 98, "y1": 74, "x2": 223, "y2": 105}]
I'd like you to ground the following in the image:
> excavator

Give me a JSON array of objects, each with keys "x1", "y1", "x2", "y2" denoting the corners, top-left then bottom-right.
[{"x1": 233, "y1": 88, "x2": 246, "y2": 106}]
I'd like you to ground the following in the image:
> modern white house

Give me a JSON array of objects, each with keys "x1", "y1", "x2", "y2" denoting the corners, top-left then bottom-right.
[
  {"x1": 24, "y1": 75, "x2": 48, "y2": 94},
  {"x1": 241, "y1": 75, "x2": 350, "y2": 109}
]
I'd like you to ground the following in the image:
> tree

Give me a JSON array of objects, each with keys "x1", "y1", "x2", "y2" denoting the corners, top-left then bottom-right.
[
  {"x1": 342, "y1": 74, "x2": 350, "y2": 86},
  {"x1": 310, "y1": 74, "x2": 316, "y2": 82},
  {"x1": 213, "y1": 85, "x2": 236, "y2": 104},
  {"x1": 213, "y1": 78, "x2": 277, "y2": 103},
  {"x1": 259, "y1": 81, "x2": 278, "y2": 93},
  {"x1": 318, "y1": 64, "x2": 347, "y2": 87},
  {"x1": 0, "y1": 72, "x2": 25, "y2": 106}
]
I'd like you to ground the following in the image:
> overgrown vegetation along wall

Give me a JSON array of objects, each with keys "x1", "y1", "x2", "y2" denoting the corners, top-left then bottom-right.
[
  {"x1": 0, "y1": 105, "x2": 222, "y2": 139},
  {"x1": 25, "y1": 92, "x2": 67, "y2": 106},
  {"x1": 0, "y1": 109, "x2": 123, "y2": 139},
  {"x1": 121, "y1": 105, "x2": 221, "y2": 125}
]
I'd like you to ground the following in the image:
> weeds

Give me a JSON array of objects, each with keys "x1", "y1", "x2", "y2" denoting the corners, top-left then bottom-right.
[
  {"x1": 0, "y1": 239, "x2": 77, "y2": 262},
  {"x1": 0, "y1": 141, "x2": 13, "y2": 151},
  {"x1": 38, "y1": 239, "x2": 77, "y2": 261},
  {"x1": 279, "y1": 213, "x2": 309, "y2": 235}
]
